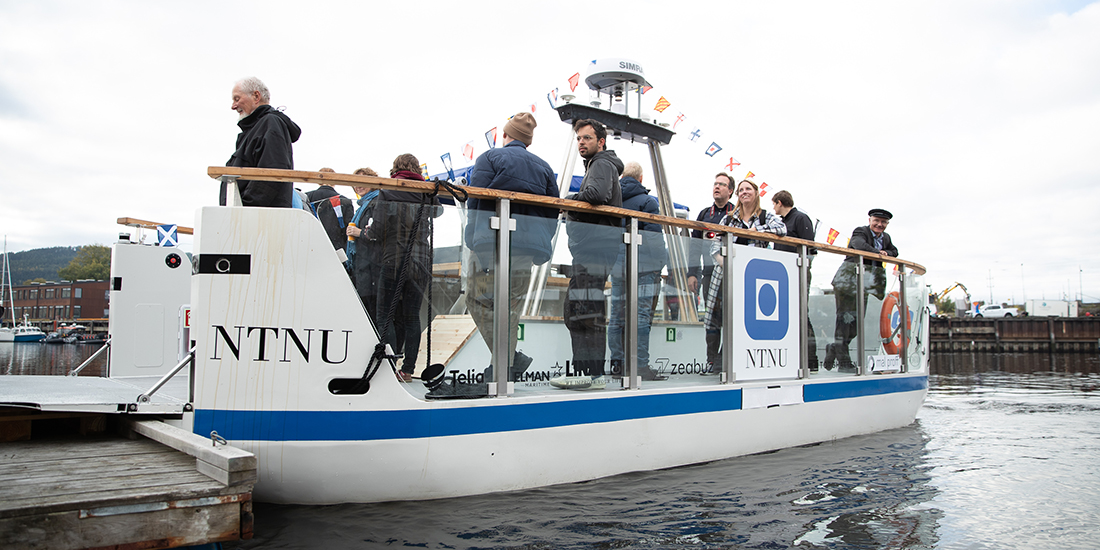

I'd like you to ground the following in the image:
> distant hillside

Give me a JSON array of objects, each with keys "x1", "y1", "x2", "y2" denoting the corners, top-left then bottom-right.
[{"x1": 4, "y1": 247, "x2": 79, "y2": 284}]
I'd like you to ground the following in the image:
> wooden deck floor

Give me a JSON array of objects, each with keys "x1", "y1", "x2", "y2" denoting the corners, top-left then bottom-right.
[{"x1": 0, "y1": 418, "x2": 254, "y2": 550}]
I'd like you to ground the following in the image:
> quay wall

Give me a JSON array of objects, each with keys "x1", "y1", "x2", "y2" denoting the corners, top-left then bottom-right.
[{"x1": 930, "y1": 317, "x2": 1100, "y2": 353}]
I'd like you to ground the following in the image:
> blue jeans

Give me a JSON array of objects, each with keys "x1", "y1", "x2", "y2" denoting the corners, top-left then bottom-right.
[{"x1": 608, "y1": 271, "x2": 662, "y2": 369}]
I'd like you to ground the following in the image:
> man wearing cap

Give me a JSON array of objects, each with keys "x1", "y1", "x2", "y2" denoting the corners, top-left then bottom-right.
[
  {"x1": 221, "y1": 77, "x2": 302, "y2": 207},
  {"x1": 826, "y1": 209, "x2": 898, "y2": 371},
  {"x1": 464, "y1": 112, "x2": 560, "y2": 382}
]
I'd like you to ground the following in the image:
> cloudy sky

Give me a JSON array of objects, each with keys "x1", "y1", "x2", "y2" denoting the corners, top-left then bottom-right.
[{"x1": 1, "y1": 0, "x2": 1097, "y2": 305}]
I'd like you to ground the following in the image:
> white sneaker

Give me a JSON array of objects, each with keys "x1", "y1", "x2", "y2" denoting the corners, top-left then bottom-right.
[{"x1": 550, "y1": 375, "x2": 592, "y2": 389}]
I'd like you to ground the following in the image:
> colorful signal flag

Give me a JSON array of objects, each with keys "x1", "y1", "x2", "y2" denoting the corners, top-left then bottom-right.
[
  {"x1": 725, "y1": 157, "x2": 740, "y2": 170},
  {"x1": 462, "y1": 142, "x2": 474, "y2": 161},
  {"x1": 705, "y1": 142, "x2": 722, "y2": 157},
  {"x1": 485, "y1": 127, "x2": 497, "y2": 149},
  {"x1": 568, "y1": 72, "x2": 580, "y2": 92},
  {"x1": 827, "y1": 228, "x2": 840, "y2": 245},
  {"x1": 653, "y1": 96, "x2": 671, "y2": 112},
  {"x1": 440, "y1": 152, "x2": 455, "y2": 181}
]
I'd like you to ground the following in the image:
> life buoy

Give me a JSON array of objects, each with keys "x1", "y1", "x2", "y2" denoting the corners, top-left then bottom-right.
[{"x1": 880, "y1": 291, "x2": 911, "y2": 355}]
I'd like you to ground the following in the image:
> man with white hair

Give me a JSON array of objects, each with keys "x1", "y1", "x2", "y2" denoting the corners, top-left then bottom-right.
[{"x1": 220, "y1": 77, "x2": 302, "y2": 207}]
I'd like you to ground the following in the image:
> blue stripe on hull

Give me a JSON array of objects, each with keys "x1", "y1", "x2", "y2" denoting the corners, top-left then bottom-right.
[
  {"x1": 194, "y1": 375, "x2": 926, "y2": 441},
  {"x1": 803, "y1": 375, "x2": 927, "y2": 402}
]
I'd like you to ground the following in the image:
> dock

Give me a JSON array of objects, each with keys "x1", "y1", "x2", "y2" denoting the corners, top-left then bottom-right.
[
  {"x1": 1, "y1": 411, "x2": 255, "y2": 550},
  {"x1": 930, "y1": 316, "x2": 1100, "y2": 352}
]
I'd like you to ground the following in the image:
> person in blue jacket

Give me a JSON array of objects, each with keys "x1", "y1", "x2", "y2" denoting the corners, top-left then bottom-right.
[
  {"x1": 463, "y1": 112, "x2": 560, "y2": 381},
  {"x1": 608, "y1": 162, "x2": 668, "y2": 381}
]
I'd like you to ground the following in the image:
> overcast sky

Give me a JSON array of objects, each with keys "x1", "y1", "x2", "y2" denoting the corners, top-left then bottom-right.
[{"x1": 1, "y1": 0, "x2": 1097, "y2": 305}]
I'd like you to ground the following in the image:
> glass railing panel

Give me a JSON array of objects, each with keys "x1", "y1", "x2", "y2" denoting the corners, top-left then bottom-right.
[
  {"x1": 608, "y1": 219, "x2": 670, "y2": 384},
  {"x1": 805, "y1": 247, "x2": 835, "y2": 377},
  {"x1": 650, "y1": 229, "x2": 719, "y2": 383},
  {"x1": 861, "y1": 266, "x2": 891, "y2": 369},
  {"x1": 820, "y1": 250, "x2": 865, "y2": 376},
  {"x1": 904, "y1": 271, "x2": 928, "y2": 372},
  {"x1": 351, "y1": 196, "x2": 452, "y2": 382}
]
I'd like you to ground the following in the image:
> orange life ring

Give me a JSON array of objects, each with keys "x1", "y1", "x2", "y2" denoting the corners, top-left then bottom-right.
[{"x1": 880, "y1": 291, "x2": 911, "y2": 355}]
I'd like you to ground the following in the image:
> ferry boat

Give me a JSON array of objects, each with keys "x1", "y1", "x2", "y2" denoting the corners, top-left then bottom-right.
[
  {"x1": 0, "y1": 315, "x2": 46, "y2": 343},
  {"x1": 0, "y1": 60, "x2": 930, "y2": 505}
]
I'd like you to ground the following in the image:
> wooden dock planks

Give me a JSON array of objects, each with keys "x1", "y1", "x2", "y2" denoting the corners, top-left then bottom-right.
[{"x1": 0, "y1": 418, "x2": 255, "y2": 550}]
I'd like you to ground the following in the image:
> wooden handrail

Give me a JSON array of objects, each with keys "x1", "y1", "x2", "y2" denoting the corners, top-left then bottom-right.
[
  {"x1": 208, "y1": 167, "x2": 926, "y2": 275},
  {"x1": 117, "y1": 217, "x2": 194, "y2": 235}
]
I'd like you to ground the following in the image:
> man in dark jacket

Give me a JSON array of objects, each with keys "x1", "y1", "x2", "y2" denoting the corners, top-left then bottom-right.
[
  {"x1": 772, "y1": 190, "x2": 819, "y2": 369},
  {"x1": 608, "y1": 162, "x2": 668, "y2": 381},
  {"x1": 827, "y1": 209, "x2": 898, "y2": 371},
  {"x1": 220, "y1": 77, "x2": 302, "y2": 207},
  {"x1": 686, "y1": 173, "x2": 735, "y2": 297},
  {"x1": 464, "y1": 112, "x2": 560, "y2": 381},
  {"x1": 557, "y1": 119, "x2": 624, "y2": 388}
]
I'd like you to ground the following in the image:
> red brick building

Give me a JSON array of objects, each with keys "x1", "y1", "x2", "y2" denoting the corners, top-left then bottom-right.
[{"x1": 3, "y1": 280, "x2": 110, "y2": 328}]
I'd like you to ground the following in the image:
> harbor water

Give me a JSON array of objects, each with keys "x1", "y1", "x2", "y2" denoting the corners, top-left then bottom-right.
[{"x1": 3, "y1": 345, "x2": 1098, "y2": 549}]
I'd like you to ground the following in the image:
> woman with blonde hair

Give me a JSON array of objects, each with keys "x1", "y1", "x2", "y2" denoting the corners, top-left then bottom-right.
[{"x1": 701, "y1": 178, "x2": 787, "y2": 371}]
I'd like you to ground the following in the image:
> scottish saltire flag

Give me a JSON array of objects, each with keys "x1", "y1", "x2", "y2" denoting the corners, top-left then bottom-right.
[
  {"x1": 157, "y1": 224, "x2": 178, "y2": 247},
  {"x1": 673, "y1": 112, "x2": 685, "y2": 129},
  {"x1": 689, "y1": 127, "x2": 702, "y2": 142},
  {"x1": 705, "y1": 142, "x2": 722, "y2": 156},
  {"x1": 568, "y1": 72, "x2": 580, "y2": 92},
  {"x1": 654, "y1": 96, "x2": 671, "y2": 112},
  {"x1": 440, "y1": 152, "x2": 455, "y2": 181},
  {"x1": 725, "y1": 157, "x2": 740, "y2": 170},
  {"x1": 827, "y1": 228, "x2": 840, "y2": 245},
  {"x1": 485, "y1": 127, "x2": 497, "y2": 149},
  {"x1": 463, "y1": 142, "x2": 475, "y2": 161},
  {"x1": 329, "y1": 196, "x2": 346, "y2": 228}
]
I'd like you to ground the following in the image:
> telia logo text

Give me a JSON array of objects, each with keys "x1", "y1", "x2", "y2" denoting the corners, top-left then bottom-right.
[{"x1": 743, "y1": 259, "x2": 789, "y2": 340}]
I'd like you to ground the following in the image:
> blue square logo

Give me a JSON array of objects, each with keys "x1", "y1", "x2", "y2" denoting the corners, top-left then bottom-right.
[{"x1": 743, "y1": 259, "x2": 789, "y2": 340}]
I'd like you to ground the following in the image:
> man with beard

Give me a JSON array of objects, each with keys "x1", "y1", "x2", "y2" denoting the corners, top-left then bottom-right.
[
  {"x1": 553, "y1": 119, "x2": 623, "y2": 390},
  {"x1": 220, "y1": 77, "x2": 302, "y2": 207}
]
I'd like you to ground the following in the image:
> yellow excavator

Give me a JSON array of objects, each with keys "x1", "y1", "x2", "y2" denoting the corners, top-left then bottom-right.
[{"x1": 932, "y1": 282, "x2": 973, "y2": 317}]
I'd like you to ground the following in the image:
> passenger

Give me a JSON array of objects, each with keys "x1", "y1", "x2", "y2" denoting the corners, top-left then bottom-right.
[
  {"x1": 826, "y1": 209, "x2": 898, "y2": 372},
  {"x1": 703, "y1": 178, "x2": 786, "y2": 372},
  {"x1": 306, "y1": 167, "x2": 341, "y2": 202},
  {"x1": 345, "y1": 167, "x2": 381, "y2": 321},
  {"x1": 310, "y1": 168, "x2": 356, "y2": 251},
  {"x1": 220, "y1": 77, "x2": 301, "y2": 207},
  {"x1": 608, "y1": 162, "x2": 668, "y2": 381},
  {"x1": 772, "y1": 190, "x2": 819, "y2": 370},
  {"x1": 463, "y1": 112, "x2": 560, "y2": 381},
  {"x1": 559, "y1": 119, "x2": 623, "y2": 388},
  {"x1": 686, "y1": 173, "x2": 736, "y2": 302},
  {"x1": 366, "y1": 155, "x2": 442, "y2": 382}
]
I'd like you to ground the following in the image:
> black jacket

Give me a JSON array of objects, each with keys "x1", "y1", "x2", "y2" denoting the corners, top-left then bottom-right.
[
  {"x1": 220, "y1": 104, "x2": 302, "y2": 207},
  {"x1": 687, "y1": 202, "x2": 734, "y2": 281},
  {"x1": 774, "y1": 207, "x2": 817, "y2": 254}
]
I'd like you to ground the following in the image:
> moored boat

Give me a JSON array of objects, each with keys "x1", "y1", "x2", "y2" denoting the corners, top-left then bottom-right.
[{"x1": 0, "y1": 60, "x2": 931, "y2": 506}]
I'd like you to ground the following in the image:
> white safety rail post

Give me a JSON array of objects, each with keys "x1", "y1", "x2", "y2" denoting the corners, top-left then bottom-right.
[
  {"x1": 721, "y1": 232, "x2": 735, "y2": 383},
  {"x1": 490, "y1": 198, "x2": 515, "y2": 397},
  {"x1": 221, "y1": 176, "x2": 243, "y2": 207},
  {"x1": 899, "y1": 269, "x2": 909, "y2": 372},
  {"x1": 624, "y1": 217, "x2": 640, "y2": 389},
  {"x1": 799, "y1": 245, "x2": 810, "y2": 379},
  {"x1": 856, "y1": 259, "x2": 865, "y2": 375}
]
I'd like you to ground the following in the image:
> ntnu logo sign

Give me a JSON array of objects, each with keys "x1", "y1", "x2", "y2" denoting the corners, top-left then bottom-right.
[
  {"x1": 209, "y1": 325, "x2": 351, "y2": 364},
  {"x1": 743, "y1": 259, "x2": 789, "y2": 340}
]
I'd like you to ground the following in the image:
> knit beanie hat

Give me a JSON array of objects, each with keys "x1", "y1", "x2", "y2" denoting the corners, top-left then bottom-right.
[{"x1": 504, "y1": 112, "x2": 536, "y2": 146}]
